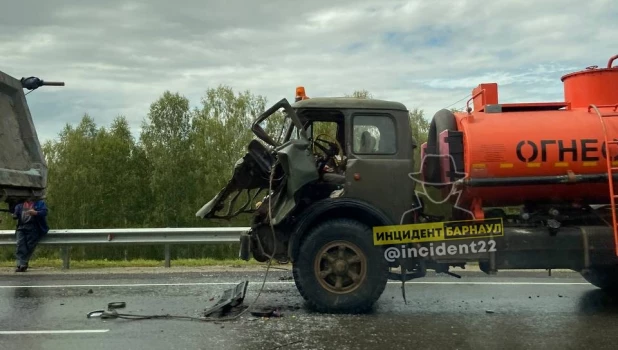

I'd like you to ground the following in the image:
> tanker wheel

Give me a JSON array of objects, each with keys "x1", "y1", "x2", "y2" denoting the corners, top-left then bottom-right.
[
  {"x1": 292, "y1": 218, "x2": 389, "y2": 313},
  {"x1": 581, "y1": 266, "x2": 618, "y2": 293}
]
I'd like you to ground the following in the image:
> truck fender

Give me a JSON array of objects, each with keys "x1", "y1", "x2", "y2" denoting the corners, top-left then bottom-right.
[{"x1": 287, "y1": 198, "x2": 394, "y2": 263}]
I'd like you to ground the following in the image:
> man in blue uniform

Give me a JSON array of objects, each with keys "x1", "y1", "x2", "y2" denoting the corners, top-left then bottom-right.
[{"x1": 12, "y1": 196, "x2": 49, "y2": 272}]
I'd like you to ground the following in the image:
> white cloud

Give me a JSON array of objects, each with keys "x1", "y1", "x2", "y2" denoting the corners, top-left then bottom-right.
[{"x1": 1, "y1": 0, "x2": 616, "y2": 142}]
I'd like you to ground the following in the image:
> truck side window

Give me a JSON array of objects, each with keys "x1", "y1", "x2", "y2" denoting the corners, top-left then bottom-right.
[{"x1": 352, "y1": 114, "x2": 397, "y2": 154}]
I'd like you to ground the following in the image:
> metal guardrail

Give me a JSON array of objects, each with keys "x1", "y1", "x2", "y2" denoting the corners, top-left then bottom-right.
[{"x1": 0, "y1": 227, "x2": 250, "y2": 269}]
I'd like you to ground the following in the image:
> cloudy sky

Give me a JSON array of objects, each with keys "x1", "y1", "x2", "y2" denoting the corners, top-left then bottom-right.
[{"x1": 2, "y1": 0, "x2": 617, "y2": 143}]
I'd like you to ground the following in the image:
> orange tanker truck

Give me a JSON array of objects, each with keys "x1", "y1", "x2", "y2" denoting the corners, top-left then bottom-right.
[
  {"x1": 423, "y1": 55, "x2": 618, "y2": 210},
  {"x1": 419, "y1": 54, "x2": 618, "y2": 288},
  {"x1": 422, "y1": 55, "x2": 618, "y2": 225}
]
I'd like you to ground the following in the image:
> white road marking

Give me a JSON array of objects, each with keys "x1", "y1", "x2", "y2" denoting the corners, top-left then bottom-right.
[
  {"x1": 0, "y1": 281, "x2": 591, "y2": 289},
  {"x1": 0, "y1": 330, "x2": 109, "y2": 335},
  {"x1": 392, "y1": 281, "x2": 590, "y2": 285}
]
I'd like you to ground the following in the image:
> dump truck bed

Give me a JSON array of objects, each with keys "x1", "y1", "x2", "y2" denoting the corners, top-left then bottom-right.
[{"x1": 0, "y1": 70, "x2": 47, "y2": 203}]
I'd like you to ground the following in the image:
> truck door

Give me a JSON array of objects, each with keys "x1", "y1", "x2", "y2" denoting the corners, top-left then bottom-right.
[{"x1": 343, "y1": 111, "x2": 415, "y2": 224}]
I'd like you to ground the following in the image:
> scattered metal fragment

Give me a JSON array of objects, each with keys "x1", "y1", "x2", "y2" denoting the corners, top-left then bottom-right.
[
  {"x1": 86, "y1": 310, "x2": 106, "y2": 318},
  {"x1": 203, "y1": 280, "x2": 249, "y2": 317},
  {"x1": 249, "y1": 307, "x2": 281, "y2": 318}
]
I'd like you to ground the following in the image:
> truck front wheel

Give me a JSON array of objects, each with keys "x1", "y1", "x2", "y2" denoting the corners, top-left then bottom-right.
[{"x1": 292, "y1": 218, "x2": 389, "y2": 313}]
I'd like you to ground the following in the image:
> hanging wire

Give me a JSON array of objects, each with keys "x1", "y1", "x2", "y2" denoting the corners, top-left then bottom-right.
[{"x1": 441, "y1": 94, "x2": 471, "y2": 111}]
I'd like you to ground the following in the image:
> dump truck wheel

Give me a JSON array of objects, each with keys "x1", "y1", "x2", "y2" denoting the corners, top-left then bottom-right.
[
  {"x1": 581, "y1": 267, "x2": 618, "y2": 292},
  {"x1": 292, "y1": 218, "x2": 389, "y2": 313}
]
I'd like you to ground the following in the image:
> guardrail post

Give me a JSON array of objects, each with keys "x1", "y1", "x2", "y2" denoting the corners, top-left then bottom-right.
[
  {"x1": 164, "y1": 244, "x2": 171, "y2": 268},
  {"x1": 61, "y1": 247, "x2": 70, "y2": 270}
]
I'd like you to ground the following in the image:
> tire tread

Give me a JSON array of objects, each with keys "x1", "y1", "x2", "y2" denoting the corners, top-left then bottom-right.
[{"x1": 292, "y1": 218, "x2": 389, "y2": 313}]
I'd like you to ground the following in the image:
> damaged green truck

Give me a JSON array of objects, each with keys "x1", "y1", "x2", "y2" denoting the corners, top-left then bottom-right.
[{"x1": 196, "y1": 92, "x2": 410, "y2": 313}]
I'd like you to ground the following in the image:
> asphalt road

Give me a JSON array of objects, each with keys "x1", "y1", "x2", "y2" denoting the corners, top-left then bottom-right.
[{"x1": 1, "y1": 268, "x2": 618, "y2": 350}]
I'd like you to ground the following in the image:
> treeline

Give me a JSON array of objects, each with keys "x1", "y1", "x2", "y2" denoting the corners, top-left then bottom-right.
[{"x1": 0, "y1": 86, "x2": 431, "y2": 261}]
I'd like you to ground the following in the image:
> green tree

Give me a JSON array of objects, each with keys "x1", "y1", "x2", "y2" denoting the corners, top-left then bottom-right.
[
  {"x1": 191, "y1": 85, "x2": 268, "y2": 224},
  {"x1": 44, "y1": 115, "x2": 100, "y2": 229},
  {"x1": 345, "y1": 90, "x2": 373, "y2": 99},
  {"x1": 140, "y1": 91, "x2": 196, "y2": 227},
  {"x1": 409, "y1": 108, "x2": 430, "y2": 172},
  {"x1": 91, "y1": 117, "x2": 152, "y2": 228},
  {"x1": 183, "y1": 86, "x2": 269, "y2": 258}
]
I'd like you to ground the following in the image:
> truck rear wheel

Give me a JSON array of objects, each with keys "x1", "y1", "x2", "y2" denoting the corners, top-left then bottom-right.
[
  {"x1": 292, "y1": 218, "x2": 389, "y2": 313},
  {"x1": 581, "y1": 266, "x2": 618, "y2": 292}
]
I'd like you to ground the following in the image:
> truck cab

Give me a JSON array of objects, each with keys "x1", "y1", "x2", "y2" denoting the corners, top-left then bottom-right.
[{"x1": 285, "y1": 93, "x2": 417, "y2": 224}]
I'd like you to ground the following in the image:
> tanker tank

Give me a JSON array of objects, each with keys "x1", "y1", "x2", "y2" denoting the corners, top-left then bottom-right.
[{"x1": 420, "y1": 54, "x2": 618, "y2": 220}]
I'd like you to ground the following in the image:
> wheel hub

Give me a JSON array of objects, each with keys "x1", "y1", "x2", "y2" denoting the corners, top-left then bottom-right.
[
  {"x1": 334, "y1": 260, "x2": 347, "y2": 274},
  {"x1": 314, "y1": 240, "x2": 367, "y2": 294}
]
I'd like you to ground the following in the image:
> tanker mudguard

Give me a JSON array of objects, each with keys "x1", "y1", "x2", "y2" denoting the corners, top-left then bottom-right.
[
  {"x1": 287, "y1": 197, "x2": 394, "y2": 261},
  {"x1": 424, "y1": 109, "x2": 458, "y2": 185}
]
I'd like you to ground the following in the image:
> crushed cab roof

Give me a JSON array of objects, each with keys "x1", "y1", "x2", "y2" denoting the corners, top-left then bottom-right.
[{"x1": 291, "y1": 97, "x2": 408, "y2": 111}]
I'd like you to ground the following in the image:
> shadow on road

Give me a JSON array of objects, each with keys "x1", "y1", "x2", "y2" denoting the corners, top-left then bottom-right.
[{"x1": 577, "y1": 289, "x2": 618, "y2": 315}]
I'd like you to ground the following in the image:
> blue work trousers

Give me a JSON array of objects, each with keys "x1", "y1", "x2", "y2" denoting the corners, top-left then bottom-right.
[{"x1": 15, "y1": 228, "x2": 42, "y2": 266}]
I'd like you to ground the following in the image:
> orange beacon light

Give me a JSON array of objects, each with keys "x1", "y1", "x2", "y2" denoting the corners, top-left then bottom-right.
[{"x1": 295, "y1": 86, "x2": 308, "y2": 101}]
